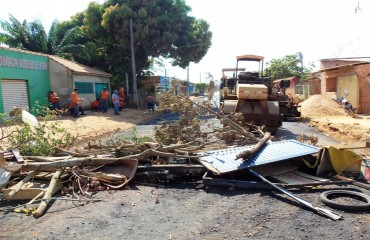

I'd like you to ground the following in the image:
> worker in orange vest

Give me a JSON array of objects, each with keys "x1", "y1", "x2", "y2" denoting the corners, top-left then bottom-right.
[
  {"x1": 118, "y1": 86, "x2": 125, "y2": 110},
  {"x1": 48, "y1": 91, "x2": 60, "y2": 110},
  {"x1": 91, "y1": 98, "x2": 101, "y2": 112},
  {"x1": 70, "y1": 88, "x2": 83, "y2": 118},
  {"x1": 100, "y1": 87, "x2": 110, "y2": 113},
  {"x1": 69, "y1": 102, "x2": 86, "y2": 116}
]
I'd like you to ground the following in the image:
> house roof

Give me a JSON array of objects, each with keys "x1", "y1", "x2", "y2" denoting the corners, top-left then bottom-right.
[
  {"x1": 320, "y1": 57, "x2": 370, "y2": 62},
  {"x1": 318, "y1": 62, "x2": 369, "y2": 72},
  {"x1": 273, "y1": 76, "x2": 298, "y2": 84},
  {"x1": 0, "y1": 46, "x2": 112, "y2": 78},
  {"x1": 49, "y1": 55, "x2": 112, "y2": 78}
]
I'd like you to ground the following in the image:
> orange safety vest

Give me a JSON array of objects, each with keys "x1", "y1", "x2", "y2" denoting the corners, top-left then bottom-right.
[
  {"x1": 119, "y1": 87, "x2": 125, "y2": 98},
  {"x1": 101, "y1": 90, "x2": 109, "y2": 100},
  {"x1": 91, "y1": 100, "x2": 100, "y2": 108},
  {"x1": 71, "y1": 91, "x2": 79, "y2": 104},
  {"x1": 49, "y1": 94, "x2": 59, "y2": 103}
]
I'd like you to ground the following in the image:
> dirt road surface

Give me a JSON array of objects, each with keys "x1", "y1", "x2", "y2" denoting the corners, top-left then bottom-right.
[{"x1": 1, "y1": 95, "x2": 370, "y2": 239}]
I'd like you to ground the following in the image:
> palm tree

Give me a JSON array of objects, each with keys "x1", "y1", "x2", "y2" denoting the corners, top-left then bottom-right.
[
  {"x1": 0, "y1": 14, "x2": 48, "y2": 53},
  {"x1": 0, "y1": 14, "x2": 109, "y2": 75}
]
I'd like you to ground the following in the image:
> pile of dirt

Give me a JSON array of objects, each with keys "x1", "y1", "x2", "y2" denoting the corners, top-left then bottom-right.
[
  {"x1": 300, "y1": 95, "x2": 344, "y2": 118},
  {"x1": 300, "y1": 95, "x2": 370, "y2": 146}
]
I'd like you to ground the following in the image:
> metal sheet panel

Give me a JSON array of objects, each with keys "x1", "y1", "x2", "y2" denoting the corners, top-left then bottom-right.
[
  {"x1": 337, "y1": 74, "x2": 358, "y2": 108},
  {"x1": 198, "y1": 140, "x2": 320, "y2": 175},
  {"x1": 2, "y1": 80, "x2": 29, "y2": 113}
]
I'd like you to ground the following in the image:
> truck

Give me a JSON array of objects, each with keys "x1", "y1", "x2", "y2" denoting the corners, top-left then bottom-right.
[{"x1": 220, "y1": 54, "x2": 282, "y2": 133}]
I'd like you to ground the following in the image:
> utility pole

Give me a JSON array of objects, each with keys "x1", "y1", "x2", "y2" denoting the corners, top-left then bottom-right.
[
  {"x1": 125, "y1": 72, "x2": 129, "y2": 97},
  {"x1": 165, "y1": 69, "x2": 168, "y2": 91},
  {"x1": 187, "y1": 64, "x2": 190, "y2": 97},
  {"x1": 130, "y1": 19, "x2": 138, "y2": 108}
]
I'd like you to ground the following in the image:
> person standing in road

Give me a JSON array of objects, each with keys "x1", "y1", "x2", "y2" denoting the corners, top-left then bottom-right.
[
  {"x1": 146, "y1": 93, "x2": 156, "y2": 114},
  {"x1": 70, "y1": 88, "x2": 83, "y2": 118},
  {"x1": 100, "y1": 87, "x2": 110, "y2": 113},
  {"x1": 112, "y1": 90, "x2": 120, "y2": 115}
]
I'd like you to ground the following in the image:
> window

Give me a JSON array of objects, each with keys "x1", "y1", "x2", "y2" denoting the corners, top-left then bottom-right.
[{"x1": 75, "y1": 82, "x2": 94, "y2": 94}]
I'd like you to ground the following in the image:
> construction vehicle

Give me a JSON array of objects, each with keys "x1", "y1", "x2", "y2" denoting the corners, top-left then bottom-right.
[
  {"x1": 220, "y1": 55, "x2": 282, "y2": 133},
  {"x1": 272, "y1": 78, "x2": 301, "y2": 120}
]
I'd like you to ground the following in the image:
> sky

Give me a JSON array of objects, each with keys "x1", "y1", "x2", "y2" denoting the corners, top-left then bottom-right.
[{"x1": 1, "y1": 0, "x2": 370, "y2": 83}]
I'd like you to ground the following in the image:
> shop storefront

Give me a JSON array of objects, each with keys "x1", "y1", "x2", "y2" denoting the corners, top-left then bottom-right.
[{"x1": 0, "y1": 47, "x2": 50, "y2": 114}]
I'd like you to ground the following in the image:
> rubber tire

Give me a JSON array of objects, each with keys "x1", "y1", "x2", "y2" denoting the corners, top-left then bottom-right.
[{"x1": 320, "y1": 190, "x2": 370, "y2": 211}]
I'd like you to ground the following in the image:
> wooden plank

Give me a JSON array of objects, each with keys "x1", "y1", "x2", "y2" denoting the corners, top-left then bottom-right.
[
  {"x1": 12, "y1": 149, "x2": 24, "y2": 162},
  {"x1": 2, "y1": 180, "x2": 62, "y2": 200}
]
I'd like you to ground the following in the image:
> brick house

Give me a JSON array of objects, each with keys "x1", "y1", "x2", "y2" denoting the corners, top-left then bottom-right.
[{"x1": 318, "y1": 58, "x2": 370, "y2": 114}]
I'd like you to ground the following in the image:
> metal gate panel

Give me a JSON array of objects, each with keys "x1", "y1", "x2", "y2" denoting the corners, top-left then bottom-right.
[
  {"x1": 337, "y1": 75, "x2": 359, "y2": 108},
  {"x1": 1, "y1": 80, "x2": 29, "y2": 113}
]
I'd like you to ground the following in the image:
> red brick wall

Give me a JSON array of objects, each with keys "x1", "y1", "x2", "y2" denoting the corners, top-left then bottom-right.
[
  {"x1": 355, "y1": 65, "x2": 370, "y2": 114},
  {"x1": 321, "y1": 64, "x2": 370, "y2": 114}
]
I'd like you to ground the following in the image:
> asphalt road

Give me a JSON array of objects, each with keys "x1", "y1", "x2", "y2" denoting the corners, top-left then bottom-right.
[
  {"x1": 114, "y1": 110, "x2": 339, "y2": 148},
  {"x1": 2, "y1": 103, "x2": 368, "y2": 240}
]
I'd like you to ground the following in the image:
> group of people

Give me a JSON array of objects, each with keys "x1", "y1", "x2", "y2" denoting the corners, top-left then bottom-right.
[
  {"x1": 48, "y1": 86, "x2": 162, "y2": 118},
  {"x1": 90, "y1": 86, "x2": 125, "y2": 115}
]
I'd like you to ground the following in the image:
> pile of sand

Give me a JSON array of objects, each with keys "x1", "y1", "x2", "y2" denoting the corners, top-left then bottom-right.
[{"x1": 300, "y1": 95, "x2": 344, "y2": 118}]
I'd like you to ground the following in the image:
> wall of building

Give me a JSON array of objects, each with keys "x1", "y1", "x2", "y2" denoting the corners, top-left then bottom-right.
[
  {"x1": 321, "y1": 64, "x2": 370, "y2": 114},
  {"x1": 308, "y1": 78, "x2": 321, "y2": 95},
  {"x1": 0, "y1": 48, "x2": 50, "y2": 113},
  {"x1": 354, "y1": 64, "x2": 370, "y2": 114},
  {"x1": 49, "y1": 59, "x2": 72, "y2": 108},
  {"x1": 73, "y1": 74, "x2": 110, "y2": 109}
]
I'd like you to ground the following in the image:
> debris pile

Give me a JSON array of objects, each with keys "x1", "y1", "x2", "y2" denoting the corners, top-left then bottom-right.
[{"x1": 0, "y1": 94, "x2": 369, "y2": 220}]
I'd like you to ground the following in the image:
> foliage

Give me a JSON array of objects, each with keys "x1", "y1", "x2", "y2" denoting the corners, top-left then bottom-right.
[
  {"x1": 82, "y1": 0, "x2": 212, "y2": 76},
  {"x1": 1, "y1": 109, "x2": 75, "y2": 156},
  {"x1": 264, "y1": 52, "x2": 314, "y2": 80},
  {"x1": 0, "y1": 14, "x2": 97, "y2": 65},
  {"x1": 105, "y1": 127, "x2": 150, "y2": 146},
  {"x1": 195, "y1": 83, "x2": 208, "y2": 92},
  {"x1": 0, "y1": 1, "x2": 212, "y2": 90},
  {"x1": 155, "y1": 84, "x2": 209, "y2": 145},
  {"x1": 124, "y1": 127, "x2": 150, "y2": 144},
  {"x1": 0, "y1": 15, "x2": 48, "y2": 53}
]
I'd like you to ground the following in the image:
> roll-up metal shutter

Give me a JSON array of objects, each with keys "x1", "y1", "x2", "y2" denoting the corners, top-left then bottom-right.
[{"x1": 1, "y1": 80, "x2": 29, "y2": 113}]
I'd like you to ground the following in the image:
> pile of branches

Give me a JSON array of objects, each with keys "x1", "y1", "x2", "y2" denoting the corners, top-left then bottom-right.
[
  {"x1": 155, "y1": 89, "x2": 264, "y2": 146},
  {"x1": 0, "y1": 91, "x2": 273, "y2": 217}
]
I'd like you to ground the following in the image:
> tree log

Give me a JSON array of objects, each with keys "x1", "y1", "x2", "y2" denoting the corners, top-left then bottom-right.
[
  {"x1": 8, "y1": 170, "x2": 39, "y2": 197},
  {"x1": 236, "y1": 132, "x2": 271, "y2": 160},
  {"x1": 23, "y1": 156, "x2": 73, "y2": 162},
  {"x1": 34, "y1": 169, "x2": 63, "y2": 218},
  {"x1": 1, "y1": 149, "x2": 201, "y2": 173}
]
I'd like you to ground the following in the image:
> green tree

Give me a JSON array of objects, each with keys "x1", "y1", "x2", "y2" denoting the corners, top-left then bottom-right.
[
  {"x1": 0, "y1": 15, "x2": 48, "y2": 53},
  {"x1": 48, "y1": 16, "x2": 105, "y2": 68},
  {"x1": 195, "y1": 82, "x2": 208, "y2": 92},
  {"x1": 265, "y1": 52, "x2": 313, "y2": 80},
  {"x1": 0, "y1": 14, "x2": 99, "y2": 66},
  {"x1": 82, "y1": 0, "x2": 212, "y2": 76}
]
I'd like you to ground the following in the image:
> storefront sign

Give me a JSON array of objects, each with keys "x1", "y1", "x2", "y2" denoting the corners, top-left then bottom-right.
[{"x1": 0, "y1": 55, "x2": 48, "y2": 71}]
